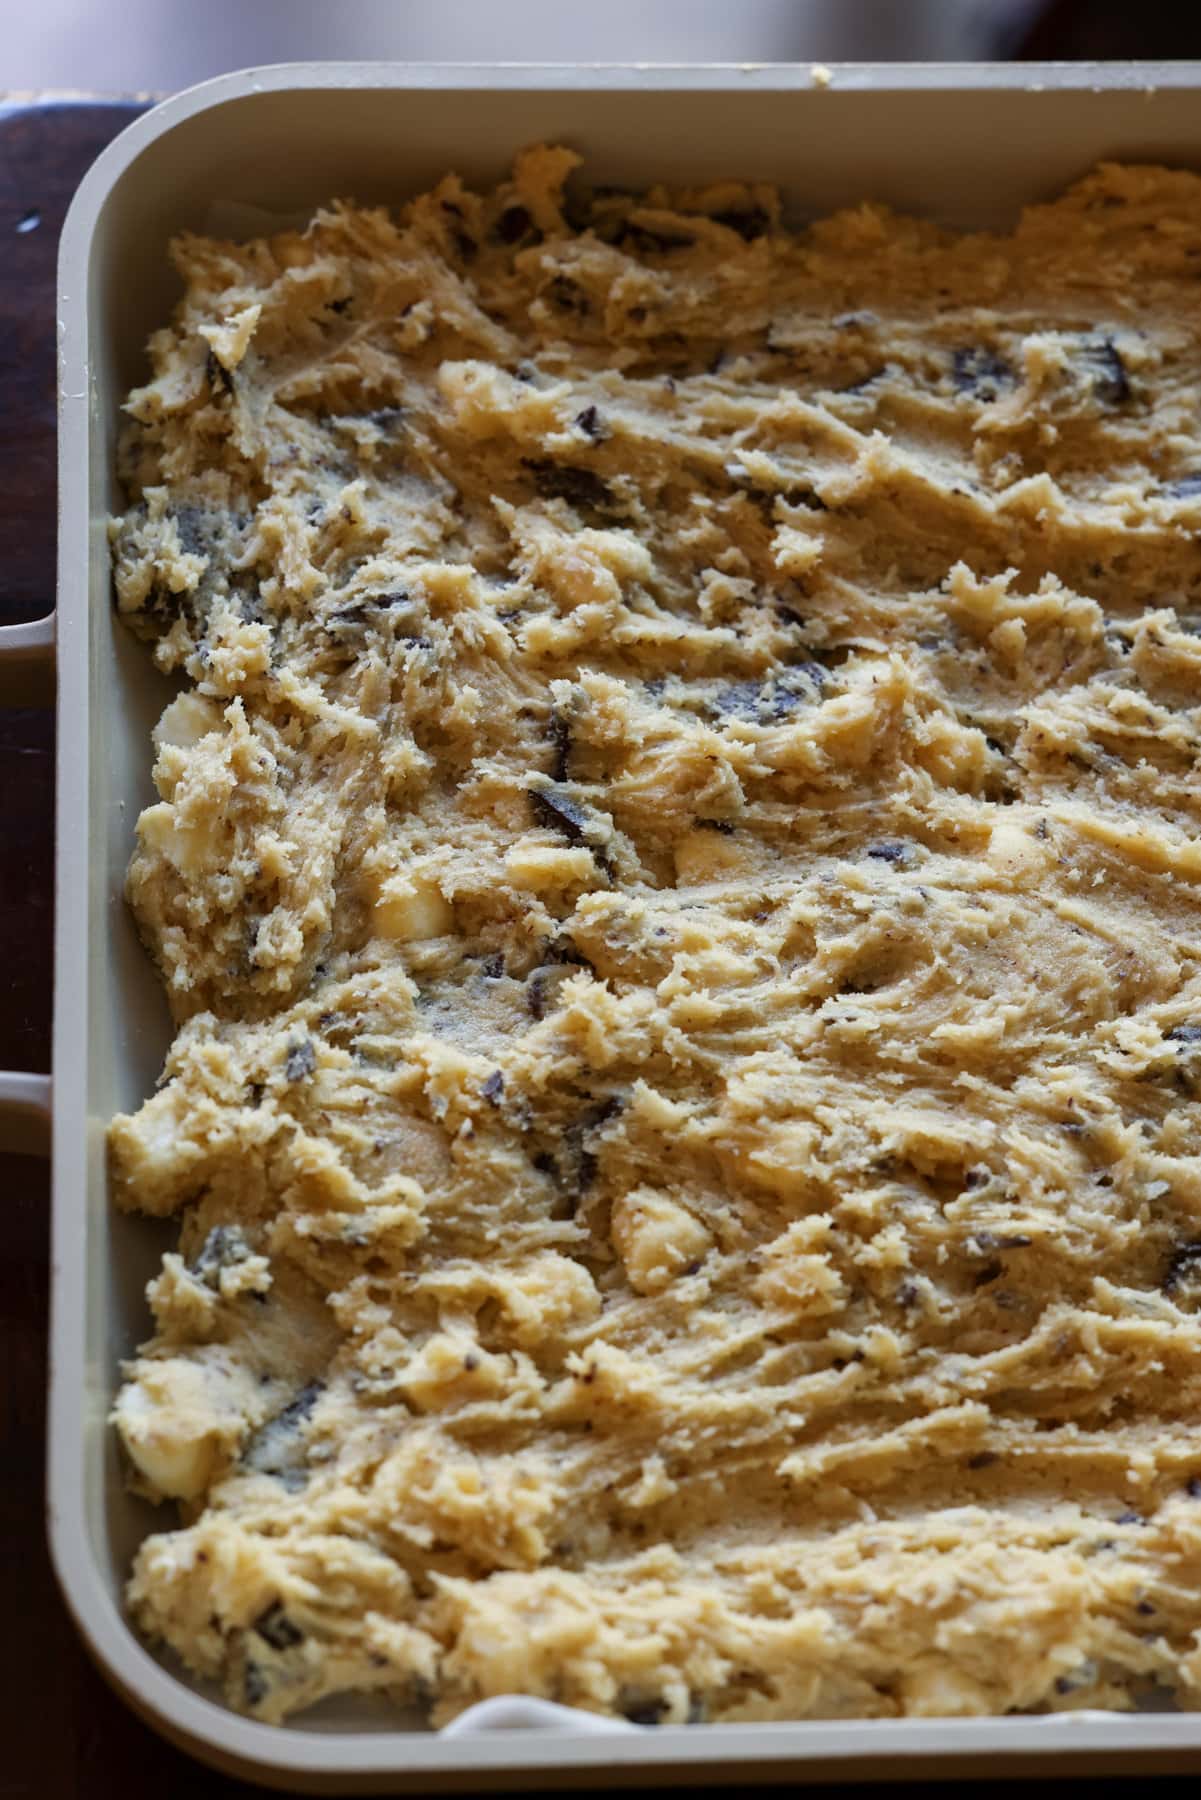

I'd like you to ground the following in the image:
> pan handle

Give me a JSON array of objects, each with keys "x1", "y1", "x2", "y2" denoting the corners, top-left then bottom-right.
[
  {"x1": 0, "y1": 609, "x2": 55, "y2": 1153},
  {"x1": 0, "y1": 609, "x2": 55, "y2": 707},
  {"x1": 0, "y1": 1072, "x2": 51, "y2": 1157}
]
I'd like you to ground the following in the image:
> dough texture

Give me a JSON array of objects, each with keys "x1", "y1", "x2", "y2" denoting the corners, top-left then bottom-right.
[{"x1": 110, "y1": 149, "x2": 1201, "y2": 1727}]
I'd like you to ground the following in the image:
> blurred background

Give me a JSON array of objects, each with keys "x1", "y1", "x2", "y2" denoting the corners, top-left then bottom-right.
[{"x1": 8, "y1": 0, "x2": 1201, "y2": 95}]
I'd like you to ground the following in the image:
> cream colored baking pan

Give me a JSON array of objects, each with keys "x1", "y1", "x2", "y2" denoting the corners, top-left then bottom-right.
[{"x1": 6, "y1": 59, "x2": 1201, "y2": 1791}]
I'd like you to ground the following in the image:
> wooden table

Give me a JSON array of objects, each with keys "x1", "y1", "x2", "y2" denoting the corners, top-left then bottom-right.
[{"x1": 0, "y1": 94, "x2": 1195, "y2": 1800}]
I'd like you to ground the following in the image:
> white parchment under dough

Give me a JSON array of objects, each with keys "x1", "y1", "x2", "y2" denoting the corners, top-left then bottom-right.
[{"x1": 108, "y1": 147, "x2": 1201, "y2": 1726}]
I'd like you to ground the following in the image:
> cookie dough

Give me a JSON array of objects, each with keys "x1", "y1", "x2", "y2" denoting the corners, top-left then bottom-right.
[{"x1": 109, "y1": 149, "x2": 1201, "y2": 1727}]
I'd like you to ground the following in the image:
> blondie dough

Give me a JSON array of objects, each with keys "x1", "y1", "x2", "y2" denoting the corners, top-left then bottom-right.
[{"x1": 109, "y1": 148, "x2": 1201, "y2": 1725}]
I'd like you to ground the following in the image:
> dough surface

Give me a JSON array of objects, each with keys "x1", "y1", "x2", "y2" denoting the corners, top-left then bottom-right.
[{"x1": 109, "y1": 150, "x2": 1201, "y2": 1726}]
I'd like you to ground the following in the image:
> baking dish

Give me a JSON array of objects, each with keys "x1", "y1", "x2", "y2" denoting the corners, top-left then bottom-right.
[{"x1": 8, "y1": 59, "x2": 1201, "y2": 1789}]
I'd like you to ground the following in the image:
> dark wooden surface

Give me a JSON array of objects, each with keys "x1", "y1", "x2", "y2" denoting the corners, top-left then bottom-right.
[{"x1": 3, "y1": 89, "x2": 1201, "y2": 1800}]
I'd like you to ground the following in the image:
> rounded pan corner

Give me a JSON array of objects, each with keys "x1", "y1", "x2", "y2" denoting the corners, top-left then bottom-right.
[
  {"x1": 44, "y1": 1478, "x2": 1201, "y2": 1791},
  {"x1": 44, "y1": 1507, "x2": 632, "y2": 1793}
]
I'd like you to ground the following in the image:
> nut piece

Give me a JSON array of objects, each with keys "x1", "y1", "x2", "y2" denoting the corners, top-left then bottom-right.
[
  {"x1": 113, "y1": 1364, "x2": 219, "y2": 1500},
  {"x1": 373, "y1": 871, "x2": 453, "y2": 941},
  {"x1": 505, "y1": 840, "x2": 597, "y2": 891}
]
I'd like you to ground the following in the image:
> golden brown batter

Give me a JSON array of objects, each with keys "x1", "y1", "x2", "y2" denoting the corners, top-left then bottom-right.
[{"x1": 109, "y1": 148, "x2": 1201, "y2": 1726}]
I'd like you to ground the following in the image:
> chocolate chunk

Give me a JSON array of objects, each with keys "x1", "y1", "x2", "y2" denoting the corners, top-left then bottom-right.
[
  {"x1": 564, "y1": 1137, "x2": 597, "y2": 1197},
  {"x1": 1189, "y1": 1476, "x2": 1201, "y2": 1498},
  {"x1": 326, "y1": 602, "x2": 370, "y2": 632},
  {"x1": 244, "y1": 1661, "x2": 269, "y2": 1708},
  {"x1": 1088, "y1": 336, "x2": 1130, "y2": 406},
  {"x1": 529, "y1": 784, "x2": 588, "y2": 841},
  {"x1": 952, "y1": 347, "x2": 1013, "y2": 400},
  {"x1": 622, "y1": 1700, "x2": 667, "y2": 1726},
  {"x1": 495, "y1": 204, "x2": 538, "y2": 245},
  {"x1": 770, "y1": 666, "x2": 825, "y2": 715},
  {"x1": 560, "y1": 1099, "x2": 620, "y2": 1194},
  {"x1": 277, "y1": 1381, "x2": 322, "y2": 1429},
  {"x1": 967, "y1": 1451, "x2": 998, "y2": 1469},
  {"x1": 481, "y1": 953, "x2": 505, "y2": 978},
  {"x1": 785, "y1": 486, "x2": 827, "y2": 511},
  {"x1": 1168, "y1": 1024, "x2": 1201, "y2": 1044},
  {"x1": 535, "y1": 1096, "x2": 621, "y2": 1201},
  {"x1": 254, "y1": 1602, "x2": 304, "y2": 1650},
  {"x1": 285, "y1": 1040, "x2": 316, "y2": 1082},
  {"x1": 192, "y1": 1225, "x2": 251, "y2": 1288},
  {"x1": 241, "y1": 1381, "x2": 324, "y2": 1487},
  {"x1": 482, "y1": 1070, "x2": 505, "y2": 1103},
  {"x1": 546, "y1": 275, "x2": 589, "y2": 316},
  {"x1": 714, "y1": 670, "x2": 823, "y2": 724},
  {"x1": 709, "y1": 206, "x2": 770, "y2": 241},
  {"x1": 543, "y1": 933, "x2": 595, "y2": 972},
  {"x1": 1164, "y1": 473, "x2": 1201, "y2": 499},
  {"x1": 866, "y1": 841, "x2": 907, "y2": 863},
  {"x1": 574, "y1": 404, "x2": 606, "y2": 442},
  {"x1": 325, "y1": 589, "x2": 417, "y2": 645},
  {"x1": 377, "y1": 588, "x2": 416, "y2": 615},
  {"x1": 172, "y1": 505, "x2": 211, "y2": 555},
  {"x1": 365, "y1": 406, "x2": 403, "y2": 432},
  {"x1": 1116, "y1": 1510, "x2": 1143, "y2": 1525},
  {"x1": 1164, "y1": 1240, "x2": 1201, "y2": 1292},
  {"x1": 548, "y1": 708, "x2": 572, "y2": 781},
  {"x1": 524, "y1": 459, "x2": 615, "y2": 513},
  {"x1": 713, "y1": 682, "x2": 762, "y2": 722},
  {"x1": 139, "y1": 583, "x2": 181, "y2": 626}
]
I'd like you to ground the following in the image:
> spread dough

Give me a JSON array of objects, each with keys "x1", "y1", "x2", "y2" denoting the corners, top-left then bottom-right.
[{"x1": 109, "y1": 149, "x2": 1201, "y2": 1726}]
